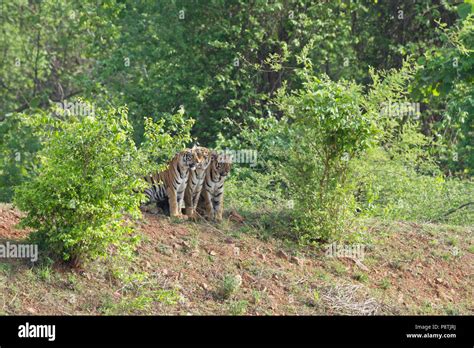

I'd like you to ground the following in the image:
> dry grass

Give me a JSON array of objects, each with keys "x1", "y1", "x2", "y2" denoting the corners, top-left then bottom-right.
[{"x1": 0, "y1": 204, "x2": 472, "y2": 315}]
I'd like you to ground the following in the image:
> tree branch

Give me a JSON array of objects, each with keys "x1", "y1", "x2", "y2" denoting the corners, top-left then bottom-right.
[{"x1": 433, "y1": 201, "x2": 474, "y2": 222}]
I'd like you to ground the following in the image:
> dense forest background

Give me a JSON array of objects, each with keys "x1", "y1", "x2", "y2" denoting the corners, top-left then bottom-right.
[{"x1": 0, "y1": 0, "x2": 473, "y2": 263}]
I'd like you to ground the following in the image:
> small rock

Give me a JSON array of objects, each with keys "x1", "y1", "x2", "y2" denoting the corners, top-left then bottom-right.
[
  {"x1": 354, "y1": 258, "x2": 369, "y2": 271},
  {"x1": 69, "y1": 295, "x2": 77, "y2": 304},
  {"x1": 290, "y1": 256, "x2": 302, "y2": 266},
  {"x1": 435, "y1": 277, "x2": 443, "y2": 284},
  {"x1": 229, "y1": 210, "x2": 245, "y2": 223},
  {"x1": 276, "y1": 250, "x2": 289, "y2": 260},
  {"x1": 242, "y1": 272, "x2": 255, "y2": 283},
  {"x1": 233, "y1": 247, "x2": 240, "y2": 256},
  {"x1": 234, "y1": 274, "x2": 243, "y2": 287},
  {"x1": 162, "y1": 269, "x2": 169, "y2": 276},
  {"x1": 208, "y1": 250, "x2": 217, "y2": 256},
  {"x1": 436, "y1": 288, "x2": 452, "y2": 301},
  {"x1": 397, "y1": 293, "x2": 404, "y2": 304},
  {"x1": 26, "y1": 307, "x2": 37, "y2": 314}
]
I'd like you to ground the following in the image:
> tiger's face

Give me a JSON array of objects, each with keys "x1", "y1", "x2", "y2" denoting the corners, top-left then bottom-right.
[
  {"x1": 211, "y1": 151, "x2": 232, "y2": 177},
  {"x1": 195, "y1": 146, "x2": 211, "y2": 170},
  {"x1": 181, "y1": 147, "x2": 201, "y2": 171},
  {"x1": 181, "y1": 145, "x2": 211, "y2": 171}
]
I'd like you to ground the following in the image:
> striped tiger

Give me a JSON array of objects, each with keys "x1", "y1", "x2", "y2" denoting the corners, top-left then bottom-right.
[
  {"x1": 143, "y1": 146, "x2": 204, "y2": 218},
  {"x1": 197, "y1": 151, "x2": 232, "y2": 222},
  {"x1": 184, "y1": 146, "x2": 212, "y2": 219}
]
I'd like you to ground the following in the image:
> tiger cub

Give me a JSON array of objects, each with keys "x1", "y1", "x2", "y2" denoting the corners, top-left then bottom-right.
[
  {"x1": 184, "y1": 146, "x2": 211, "y2": 219},
  {"x1": 143, "y1": 146, "x2": 204, "y2": 218},
  {"x1": 198, "y1": 151, "x2": 232, "y2": 222}
]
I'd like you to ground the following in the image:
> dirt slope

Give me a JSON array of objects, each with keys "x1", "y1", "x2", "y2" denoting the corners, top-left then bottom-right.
[{"x1": 0, "y1": 203, "x2": 472, "y2": 315}]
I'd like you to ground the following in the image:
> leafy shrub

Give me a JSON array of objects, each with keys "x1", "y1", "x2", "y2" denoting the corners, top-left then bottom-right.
[
  {"x1": 0, "y1": 113, "x2": 41, "y2": 202},
  {"x1": 218, "y1": 274, "x2": 242, "y2": 300},
  {"x1": 271, "y1": 54, "x2": 421, "y2": 243},
  {"x1": 412, "y1": 14, "x2": 474, "y2": 175},
  {"x1": 216, "y1": 115, "x2": 291, "y2": 176},
  {"x1": 228, "y1": 300, "x2": 248, "y2": 315},
  {"x1": 351, "y1": 104, "x2": 474, "y2": 226},
  {"x1": 277, "y1": 74, "x2": 379, "y2": 243},
  {"x1": 139, "y1": 106, "x2": 195, "y2": 175},
  {"x1": 14, "y1": 103, "x2": 147, "y2": 265},
  {"x1": 353, "y1": 146, "x2": 474, "y2": 226}
]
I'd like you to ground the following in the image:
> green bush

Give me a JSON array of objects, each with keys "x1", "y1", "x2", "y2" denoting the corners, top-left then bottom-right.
[
  {"x1": 14, "y1": 103, "x2": 147, "y2": 265},
  {"x1": 272, "y1": 55, "x2": 420, "y2": 243},
  {"x1": 139, "y1": 106, "x2": 195, "y2": 175},
  {"x1": 277, "y1": 73, "x2": 379, "y2": 243},
  {"x1": 0, "y1": 113, "x2": 41, "y2": 202},
  {"x1": 353, "y1": 143, "x2": 474, "y2": 226},
  {"x1": 219, "y1": 274, "x2": 242, "y2": 300}
]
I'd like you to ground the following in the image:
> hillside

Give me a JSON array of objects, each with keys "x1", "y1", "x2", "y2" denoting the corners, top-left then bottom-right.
[{"x1": 0, "y1": 203, "x2": 472, "y2": 315}]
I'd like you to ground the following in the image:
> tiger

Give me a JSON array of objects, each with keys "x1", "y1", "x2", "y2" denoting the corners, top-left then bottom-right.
[
  {"x1": 184, "y1": 146, "x2": 212, "y2": 219},
  {"x1": 143, "y1": 145, "x2": 204, "y2": 218},
  {"x1": 197, "y1": 150, "x2": 232, "y2": 222}
]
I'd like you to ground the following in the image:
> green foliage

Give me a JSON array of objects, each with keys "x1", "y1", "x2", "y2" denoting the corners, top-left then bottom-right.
[
  {"x1": 1, "y1": 1, "x2": 472, "y2": 266},
  {"x1": 353, "y1": 145, "x2": 474, "y2": 226},
  {"x1": 224, "y1": 170, "x2": 294, "y2": 241},
  {"x1": 0, "y1": 113, "x2": 41, "y2": 202},
  {"x1": 219, "y1": 274, "x2": 242, "y2": 300},
  {"x1": 228, "y1": 300, "x2": 248, "y2": 315},
  {"x1": 413, "y1": 14, "x2": 474, "y2": 175},
  {"x1": 13, "y1": 103, "x2": 146, "y2": 265},
  {"x1": 277, "y1": 71, "x2": 379, "y2": 242},
  {"x1": 139, "y1": 106, "x2": 195, "y2": 175},
  {"x1": 0, "y1": 0, "x2": 122, "y2": 116}
]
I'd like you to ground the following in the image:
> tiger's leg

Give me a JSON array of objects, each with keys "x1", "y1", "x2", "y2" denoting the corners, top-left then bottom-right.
[
  {"x1": 184, "y1": 191, "x2": 194, "y2": 218},
  {"x1": 176, "y1": 191, "x2": 187, "y2": 219},
  {"x1": 187, "y1": 189, "x2": 202, "y2": 220},
  {"x1": 167, "y1": 187, "x2": 180, "y2": 218},
  {"x1": 215, "y1": 193, "x2": 224, "y2": 222},
  {"x1": 202, "y1": 190, "x2": 214, "y2": 220}
]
